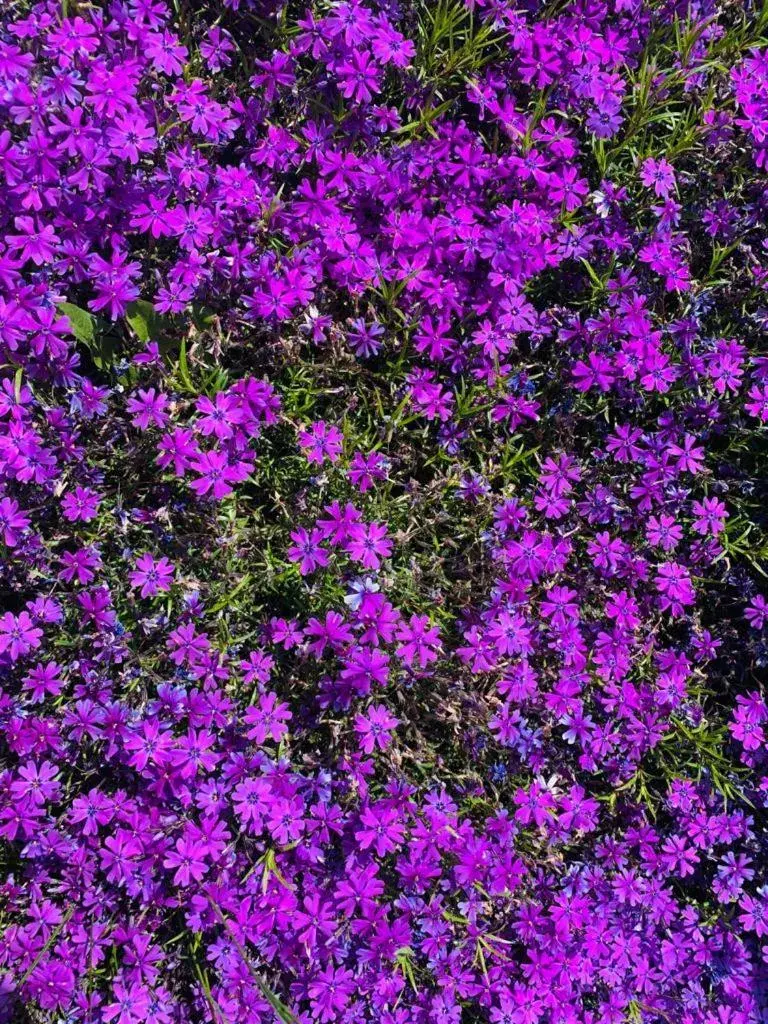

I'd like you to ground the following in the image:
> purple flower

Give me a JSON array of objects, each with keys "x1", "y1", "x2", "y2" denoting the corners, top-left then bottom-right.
[
  {"x1": 126, "y1": 388, "x2": 169, "y2": 430},
  {"x1": 345, "y1": 521, "x2": 392, "y2": 570},
  {"x1": 287, "y1": 527, "x2": 329, "y2": 575},
  {"x1": 355, "y1": 802, "x2": 405, "y2": 855},
  {"x1": 745, "y1": 595, "x2": 768, "y2": 629},
  {"x1": 298, "y1": 420, "x2": 344, "y2": 465},
  {"x1": 22, "y1": 661, "x2": 64, "y2": 702},
  {"x1": 129, "y1": 553, "x2": 175, "y2": 598},
  {"x1": 102, "y1": 980, "x2": 151, "y2": 1024},
  {"x1": 0, "y1": 495, "x2": 29, "y2": 545},
  {"x1": 61, "y1": 486, "x2": 100, "y2": 522},
  {"x1": 0, "y1": 611, "x2": 43, "y2": 661},
  {"x1": 640, "y1": 156, "x2": 676, "y2": 197},
  {"x1": 337, "y1": 50, "x2": 381, "y2": 104},
  {"x1": 395, "y1": 614, "x2": 441, "y2": 668},
  {"x1": 163, "y1": 835, "x2": 208, "y2": 887},
  {"x1": 348, "y1": 450, "x2": 389, "y2": 492},
  {"x1": 244, "y1": 692, "x2": 292, "y2": 743},
  {"x1": 354, "y1": 704, "x2": 398, "y2": 753},
  {"x1": 189, "y1": 450, "x2": 243, "y2": 499}
]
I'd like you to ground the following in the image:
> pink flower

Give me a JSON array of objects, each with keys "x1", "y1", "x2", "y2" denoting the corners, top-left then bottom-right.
[
  {"x1": 395, "y1": 614, "x2": 441, "y2": 668},
  {"x1": 298, "y1": 420, "x2": 344, "y2": 464},
  {"x1": 640, "y1": 156, "x2": 676, "y2": 197},
  {"x1": 129, "y1": 553, "x2": 175, "y2": 598},
  {"x1": 244, "y1": 692, "x2": 292, "y2": 743},
  {"x1": 0, "y1": 611, "x2": 43, "y2": 661},
  {"x1": 189, "y1": 450, "x2": 244, "y2": 499},
  {"x1": 126, "y1": 387, "x2": 169, "y2": 430},
  {"x1": 345, "y1": 521, "x2": 392, "y2": 570},
  {"x1": 745, "y1": 595, "x2": 768, "y2": 629},
  {"x1": 354, "y1": 704, "x2": 398, "y2": 753},
  {"x1": 287, "y1": 527, "x2": 329, "y2": 575},
  {"x1": 61, "y1": 486, "x2": 100, "y2": 523}
]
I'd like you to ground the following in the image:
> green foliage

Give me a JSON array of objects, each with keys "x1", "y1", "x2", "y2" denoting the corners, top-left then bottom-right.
[
  {"x1": 59, "y1": 302, "x2": 120, "y2": 370},
  {"x1": 415, "y1": 0, "x2": 506, "y2": 93}
]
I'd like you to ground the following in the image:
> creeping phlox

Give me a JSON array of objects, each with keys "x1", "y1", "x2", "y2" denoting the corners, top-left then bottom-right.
[{"x1": 0, "y1": 1, "x2": 767, "y2": 1023}]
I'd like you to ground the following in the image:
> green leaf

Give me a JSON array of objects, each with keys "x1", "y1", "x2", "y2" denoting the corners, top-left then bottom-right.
[
  {"x1": 209, "y1": 573, "x2": 252, "y2": 614},
  {"x1": 125, "y1": 299, "x2": 157, "y2": 343},
  {"x1": 90, "y1": 334, "x2": 120, "y2": 371},
  {"x1": 59, "y1": 302, "x2": 96, "y2": 344},
  {"x1": 190, "y1": 303, "x2": 217, "y2": 331},
  {"x1": 59, "y1": 302, "x2": 120, "y2": 370},
  {"x1": 177, "y1": 336, "x2": 195, "y2": 393},
  {"x1": 394, "y1": 947, "x2": 419, "y2": 994}
]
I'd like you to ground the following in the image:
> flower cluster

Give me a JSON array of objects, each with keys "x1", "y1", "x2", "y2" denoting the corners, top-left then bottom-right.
[{"x1": 0, "y1": 0, "x2": 767, "y2": 1022}]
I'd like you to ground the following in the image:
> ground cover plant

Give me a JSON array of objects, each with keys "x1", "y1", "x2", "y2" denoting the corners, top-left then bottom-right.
[{"x1": 0, "y1": 0, "x2": 767, "y2": 1020}]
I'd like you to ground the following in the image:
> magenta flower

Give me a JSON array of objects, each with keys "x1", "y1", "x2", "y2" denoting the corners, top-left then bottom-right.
[
  {"x1": 22, "y1": 661, "x2": 64, "y2": 702},
  {"x1": 305, "y1": 610, "x2": 353, "y2": 655},
  {"x1": 348, "y1": 450, "x2": 389, "y2": 492},
  {"x1": 0, "y1": 4, "x2": 765, "y2": 1021},
  {"x1": 298, "y1": 420, "x2": 344, "y2": 465},
  {"x1": 340, "y1": 646, "x2": 390, "y2": 693},
  {"x1": 232, "y1": 777, "x2": 271, "y2": 831},
  {"x1": 640, "y1": 156, "x2": 676, "y2": 197},
  {"x1": 195, "y1": 392, "x2": 244, "y2": 440},
  {"x1": 395, "y1": 614, "x2": 441, "y2": 668},
  {"x1": 337, "y1": 50, "x2": 381, "y2": 104},
  {"x1": 738, "y1": 893, "x2": 768, "y2": 938},
  {"x1": 0, "y1": 611, "x2": 43, "y2": 661},
  {"x1": 355, "y1": 803, "x2": 405, "y2": 855},
  {"x1": 146, "y1": 29, "x2": 188, "y2": 76},
  {"x1": 10, "y1": 760, "x2": 59, "y2": 805},
  {"x1": 129, "y1": 553, "x2": 175, "y2": 598},
  {"x1": 102, "y1": 980, "x2": 151, "y2": 1024},
  {"x1": 0, "y1": 496, "x2": 29, "y2": 545},
  {"x1": 7, "y1": 216, "x2": 59, "y2": 265},
  {"x1": 572, "y1": 352, "x2": 615, "y2": 392},
  {"x1": 189, "y1": 450, "x2": 243, "y2": 499},
  {"x1": 59, "y1": 547, "x2": 102, "y2": 585},
  {"x1": 655, "y1": 561, "x2": 696, "y2": 615},
  {"x1": 287, "y1": 527, "x2": 329, "y2": 575},
  {"x1": 61, "y1": 486, "x2": 100, "y2": 523},
  {"x1": 646, "y1": 513, "x2": 683, "y2": 551},
  {"x1": 157, "y1": 427, "x2": 198, "y2": 476},
  {"x1": 745, "y1": 384, "x2": 768, "y2": 421},
  {"x1": 201, "y1": 26, "x2": 235, "y2": 71},
  {"x1": 163, "y1": 835, "x2": 208, "y2": 887},
  {"x1": 745, "y1": 595, "x2": 768, "y2": 629},
  {"x1": 316, "y1": 501, "x2": 362, "y2": 544},
  {"x1": 354, "y1": 704, "x2": 398, "y2": 753},
  {"x1": 691, "y1": 496, "x2": 728, "y2": 536},
  {"x1": 239, "y1": 649, "x2": 275, "y2": 685},
  {"x1": 345, "y1": 521, "x2": 392, "y2": 570},
  {"x1": 26, "y1": 962, "x2": 75, "y2": 1012},
  {"x1": 126, "y1": 388, "x2": 169, "y2": 430},
  {"x1": 488, "y1": 609, "x2": 533, "y2": 657},
  {"x1": 244, "y1": 692, "x2": 292, "y2": 743}
]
